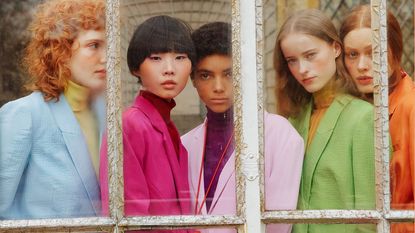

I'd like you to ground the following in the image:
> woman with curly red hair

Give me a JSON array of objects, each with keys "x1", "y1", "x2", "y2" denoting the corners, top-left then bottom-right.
[{"x1": 0, "y1": 0, "x2": 106, "y2": 219}]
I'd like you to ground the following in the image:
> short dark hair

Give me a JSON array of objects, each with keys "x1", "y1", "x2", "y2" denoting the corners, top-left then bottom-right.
[
  {"x1": 191, "y1": 22, "x2": 231, "y2": 69},
  {"x1": 127, "y1": 15, "x2": 196, "y2": 82}
]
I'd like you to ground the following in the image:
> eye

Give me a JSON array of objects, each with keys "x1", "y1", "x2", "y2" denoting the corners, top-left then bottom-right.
[
  {"x1": 305, "y1": 52, "x2": 316, "y2": 60},
  {"x1": 346, "y1": 51, "x2": 359, "y2": 59},
  {"x1": 176, "y1": 55, "x2": 188, "y2": 60},
  {"x1": 149, "y1": 55, "x2": 161, "y2": 61},
  {"x1": 198, "y1": 73, "x2": 211, "y2": 80},
  {"x1": 88, "y1": 42, "x2": 99, "y2": 49},
  {"x1": 286, "y1": 58, "x2": 297, "y2": 65},
  {"x1": 225, "y1": 71, "x2": 232, "y2": 79}
]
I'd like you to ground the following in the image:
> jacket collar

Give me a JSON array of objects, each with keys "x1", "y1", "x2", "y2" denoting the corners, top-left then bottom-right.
[
  {"x1": 48, "y1": 93, "x2": 101, "y2": 215},
  {"x1": 291, "y1": 94, "x2": 353, "y2": 208},
  {"x1": 389, "y1": 74, "x2": 414, "y2": 116},
  {"x1": 133, "y1": 95, "x2": 191, "y2": 214}
]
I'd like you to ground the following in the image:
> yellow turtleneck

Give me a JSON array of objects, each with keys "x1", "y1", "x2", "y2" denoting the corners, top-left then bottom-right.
[
  {"x1": 307, "y1": 79, "x2": 336, "y2": 148},
  {"x1": 64, "y1": 80, "x2": 99, "y2": 177}
]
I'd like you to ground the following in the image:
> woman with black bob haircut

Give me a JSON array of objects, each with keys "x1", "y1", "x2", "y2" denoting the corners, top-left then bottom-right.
[{"x1": 100, "y1": 16, "x2": 196, "y2": 228}]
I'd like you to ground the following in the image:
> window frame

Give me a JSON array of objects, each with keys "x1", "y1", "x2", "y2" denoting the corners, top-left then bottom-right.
[{"x1": 0, "y1": 0, "x2": 413, "y2": 232}]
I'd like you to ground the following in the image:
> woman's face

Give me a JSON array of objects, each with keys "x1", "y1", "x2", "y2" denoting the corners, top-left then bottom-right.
[
  {"x1": 343, "y1": 28, "x2": 374, "y2": 94},
  {"x1": 136, "y1": 52, "x2": 191, "y2": 100},
  {"x1": 280, "y1": 33, "x2": 340, "y2": 93},
  {"x1": 68, "y1": 29, "x2": 107, "y2": 94},
  {"x1": 343, "y1": 27, "x2": 393, "y2": 94}
]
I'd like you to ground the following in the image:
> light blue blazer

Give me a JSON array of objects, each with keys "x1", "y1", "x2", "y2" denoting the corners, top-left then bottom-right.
[{"x1": 0, "y1": 92, "x2": 104, "y2": 219}]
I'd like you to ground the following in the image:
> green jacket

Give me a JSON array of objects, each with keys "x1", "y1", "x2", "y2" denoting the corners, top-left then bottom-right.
[{"x1": 291, "y1": 94, "x2": 376, "y2": 233}]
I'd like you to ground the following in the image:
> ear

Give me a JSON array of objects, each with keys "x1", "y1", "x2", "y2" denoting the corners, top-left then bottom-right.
[
  {"x1": 132, "y1": 69, "x2": 140, "y2": 77},
  {"x1": 333, "y1": 41, "x2": 341, "y2": 58}
]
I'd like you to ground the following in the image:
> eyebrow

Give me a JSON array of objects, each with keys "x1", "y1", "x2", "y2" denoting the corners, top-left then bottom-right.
[
  {"x1": 285, "y1": 48, "x2": 317, "y2": 59},
  {"x1": 344, "y1": 45, "x2": 372, "y2": 50}
]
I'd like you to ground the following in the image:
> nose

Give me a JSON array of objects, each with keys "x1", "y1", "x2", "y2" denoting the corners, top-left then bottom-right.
[
  {"x1": 357, "y1": 55, "x2": 370, "y2": 72},
  {"x1": 298, "y1": 60, "x2": 309, "y2": 75},
  {"x1": 100, "y1": 46, "x2": 107, "y2": 64},
  {"x1": 163, "y1": 57, "x2": 175, "y2": 76},
  {"x1": 213, "y1": 77, "x2": 225, "y2": 93}
]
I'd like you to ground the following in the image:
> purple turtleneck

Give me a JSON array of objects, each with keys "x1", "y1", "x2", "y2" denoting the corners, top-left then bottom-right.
[{"x1": 204, "y1": 107, "x2": 234, "y2": 212}]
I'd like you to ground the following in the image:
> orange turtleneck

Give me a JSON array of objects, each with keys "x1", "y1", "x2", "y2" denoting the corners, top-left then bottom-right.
[{"x1": 307, "y1": 80, "x2": 336, "y2": 148}]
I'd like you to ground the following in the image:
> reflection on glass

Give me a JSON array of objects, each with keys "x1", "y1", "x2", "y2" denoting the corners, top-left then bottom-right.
[
  {"x1": 0, "y1": 0, "x2": 105, "y2": 219},
  {"x1": 272, "y1": 8, "x2": 375, "y2": 225},
  {"x1": 340, "y1": 4, "x2": 415, "y2": 212}
]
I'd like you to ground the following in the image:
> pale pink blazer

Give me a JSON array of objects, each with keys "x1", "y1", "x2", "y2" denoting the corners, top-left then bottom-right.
[{"x1": 181, "y1": 112, "x2": 304, "y2": 233}]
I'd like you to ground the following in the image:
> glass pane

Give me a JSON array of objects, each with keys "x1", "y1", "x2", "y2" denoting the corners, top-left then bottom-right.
[
  {"x1": 263, "y1": 1, "x2": 377, "y2": 212},
  {"x1": 134, "y1": 227, "x2": 237, "y2": 233},
  {"x1": 391, "y1": 222, "x2": 415, "y2": 232},
  {"x1": 99, "y1": 0, "x2": 235, "y2": 217},
  {"x1": 267, "y1": 223, "x2": 376, "y2": 233},
  {"x1": 0, "y1": 0, "x2": 106, "y2": 219},
  {"x1": 384, "y1": 2, "x2": 415, "y2": 212}
]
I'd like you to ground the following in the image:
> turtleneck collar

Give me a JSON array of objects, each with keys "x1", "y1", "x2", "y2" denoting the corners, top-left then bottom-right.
[
  {"x1": 206, "y1": 107, "x2": 234, "y2": 129},
  {"x1": 140, "y1": 90, "x2": 176, "y2": 123},
  {"x1": 312, "y1": 79, "x2": 336, "y2": 109},
  {"x1": 64, "y1": 80, "x2": 91, "y2": 112}
]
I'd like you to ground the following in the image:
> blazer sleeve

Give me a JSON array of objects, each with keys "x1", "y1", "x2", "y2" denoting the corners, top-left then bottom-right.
[
  {"x1": 265, "y1": 115, "x2": 305, "y2": 233},
  {"x1": 351, "y1": 108, "x2": 376, "y2": 233},
  {"x1": 409, "y1": 106, "x2": 415, "y2": 204},
  {"x1": 0, "y1": 101, "x2": 33, "y2": 215}
]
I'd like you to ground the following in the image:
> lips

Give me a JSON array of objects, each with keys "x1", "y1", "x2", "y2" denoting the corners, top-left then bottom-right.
[
  {"x1": 210, "y1": 98, "x2": 229, "y2": 104},
  {"x1": 356, "y1": 76, "x2": 373, "y2": 85},
  {"x1": 95, "y1": 69, "x2": 106, "y2": 78},
  {"x1": 302, "y1": 77, "x2": 316, "y2": 85},
  {"x1": 161, "y1": 80, "x2": 177, "y2": 89}
]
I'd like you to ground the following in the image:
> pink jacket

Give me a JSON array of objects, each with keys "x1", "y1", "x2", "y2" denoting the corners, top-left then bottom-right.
[
  {"x1": 181, "y1": 112, "x2": 304, "y2": 233},
  {"x1": 100, "y1": 95, "x2": 191, "y2": 232}
]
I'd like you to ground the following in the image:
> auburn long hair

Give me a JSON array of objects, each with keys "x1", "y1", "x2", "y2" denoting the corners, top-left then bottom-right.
[
  {"x1": 24, "y1": 0, "x2": 105, "y2": 101},
  {"x1": 339, "y1": 4, "x2": 404, "y2": 92},
  {"x1": 274, "y1": 9, "x2": 356, "y2": 118}
]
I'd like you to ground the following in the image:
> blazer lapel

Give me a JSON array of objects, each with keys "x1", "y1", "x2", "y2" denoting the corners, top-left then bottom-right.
[
  {"x1": 136, "y1": 96, "x2": 191, "y2": 214},
  {"x1": 209, "y1": 151, "x2": 235, "y2": 214},
  {"x1": 189, "y1": 121, "x2": 209, "y2": 215},
  {"x1": 48, "y1": 94, "x2": 101, "y2": 215},
  {"x1": 301, "y1": 95, "x2": 352, "y2": 207}
]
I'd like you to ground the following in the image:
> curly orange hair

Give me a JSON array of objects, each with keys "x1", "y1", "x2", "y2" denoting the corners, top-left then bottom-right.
[{"x1": 24, "y1": 0, "x2": 105, "y2": 101}]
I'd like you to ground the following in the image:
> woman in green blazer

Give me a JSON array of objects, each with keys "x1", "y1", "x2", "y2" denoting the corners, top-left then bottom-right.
[{"x1": 273, "y1": 9, "x2": 375, "y2": 233}]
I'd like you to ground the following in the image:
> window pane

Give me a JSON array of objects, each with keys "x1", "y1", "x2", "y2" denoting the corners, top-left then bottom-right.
[
  {"x1": 134, "y1": 227, "x2": 238, "y2": 233},
  {"x1": 0, "y1": 0, "x2": 106, "y2": 219},
  {"x1": 385, "y1": 1, "x2": 415, "y2": 213},
  {"x1": 99, "y1": 0, "x2": 236, "y2": 217},
  {"x1": 391, "y1": 222, "x2": 415, "y2": 232},
  {"x1": 267, "y1": 224, "x2": 376, "y2": 233},
  {"x1": 262, "y1": 1, "x2": 376, "y2": 212}
]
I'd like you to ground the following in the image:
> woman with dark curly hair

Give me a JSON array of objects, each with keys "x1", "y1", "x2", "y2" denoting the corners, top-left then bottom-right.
[{"x1": 0, "y1": 0, "x2": 106, "y2": 219}]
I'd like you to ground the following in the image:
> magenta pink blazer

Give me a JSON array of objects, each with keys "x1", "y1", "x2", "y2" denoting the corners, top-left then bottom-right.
[
  {"x1": 182, "y1": 112, "x2": 304, "y2": 233},
  {"x1": 100, "y1": 95, "x2": 191, "y2": 223}
]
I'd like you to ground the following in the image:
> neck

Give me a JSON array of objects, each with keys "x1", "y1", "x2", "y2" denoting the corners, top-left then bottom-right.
[
  {"x1": 206, "y1": 107, "x2": 233, "y2": 128},
  {"x1": 312, "y1": 79, "x2": 336, "y2": 109},
  {"x1": 64, "y1": 80, "x2": 91, "y2": 111}
]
